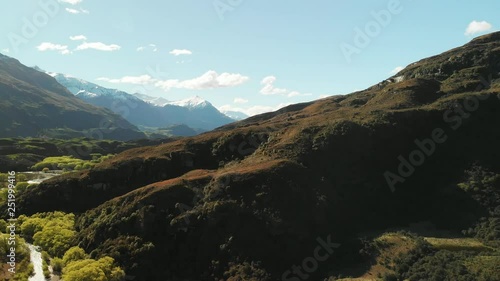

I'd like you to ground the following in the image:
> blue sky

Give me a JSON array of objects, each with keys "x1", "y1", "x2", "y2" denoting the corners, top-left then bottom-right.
[{"x1": 1, "y1": 0, "x2": 498, "y2": 116}]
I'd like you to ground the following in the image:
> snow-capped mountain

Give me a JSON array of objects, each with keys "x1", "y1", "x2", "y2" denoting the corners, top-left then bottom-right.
[
  {"x1": 220, "y1": 110, "x2": 249, "y2": 121},
  {"x1": 42, "y1": 69, "x2": 236, "y2": 131},
  {"x1": 133, "y1": 93, "x2": 170, "y2": 107},
  {"x1": 166, "y1": 96, "x2": 210, "y2": 109},
  {"x1": 134, "y1": 93, "x2": 248, "y2": 120},
  {"x1": 47, "y1": 72, "x2": 142, "y2": 101}
]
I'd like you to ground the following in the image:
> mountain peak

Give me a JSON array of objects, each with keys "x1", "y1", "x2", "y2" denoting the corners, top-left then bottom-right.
[
  {"x1": 32, "y1": 66, "x2": 45, "y2": 72},
  {"x1": 167, "y1": 96, "x2": 211, "y2": 108},
  {"x1": 132, "y1": 93, "x2": 171, "y2": 106}
]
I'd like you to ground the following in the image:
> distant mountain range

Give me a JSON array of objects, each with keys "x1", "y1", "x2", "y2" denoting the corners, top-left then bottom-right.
[
  {"x1": 220, "y1": 110, "x2": 249, "y2": 120},
  {"x1": 132, "y1": 92, "x2": 170, "y2": 106},
  {"x1": 0, "y1": 54, "x2": 145, "y2": 140},
  {"x1": 45, "y1": 71, "x2": 240, "y2": 131}
]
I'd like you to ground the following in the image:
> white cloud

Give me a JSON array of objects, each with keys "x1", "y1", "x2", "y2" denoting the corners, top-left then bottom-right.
[
  {"x1": 169, "y1": 49, "x2": 192, "y2": 56},
  {"x1": 65, "y1": 7, "x2": 89, "y2": 14},
  {"x1": 1, "y1": 48, "x2": 10, "y2": 53},
  {"x1": 218, "y1": 103, "x2": 291, "y2": 117},
  {"x1": 97, "y1": 70, "x2": 248, "y2": 90},
  {"x1": 36, "y1": 42, "x2": 71, "y2": 55},
  {"x1": 234, "y1": 98, "x2": 248, "y2": 104},
  {"x1": 260, "y1": 76, "x2": 288, "y2": 95},
  {"x1": 390, "y1": 66, "x2": 404, "y2": 75},
  {"x1": 137, "y1": 44, "x2": 157, "y2": 52},
  {"x1": 260, "y1": 75, "x2": 311, "y2": 98},
  {"x1": 318, "y1": 94, "x2": 333, "y2": 99},
  {"x1": 65, "y1": 8, "x2": 79, "y2": 14},
  {"x1": 69, "y1": 35, "x2": 87, "y2": 41},
  {"x1": 97, "y1": 75, "x2": 155, "y2": 85},
  {"x1": 75, "y1": 42, "x2": 121, "y2": 51},
  {"x1": 176, "y1": 60, "x2": 192, "y2": 64},
  {"x1": 155, "y1": 70, "x2": 249, "y2": 91},
  {"x1": 287, "y1": 91, "x2": 301, "y2": 97},
  {"x1": 59, "y1": 0, "x2": 83, "y2": 4},
  {"x1": 465, "y1": 20, "x2": 493, "y2": 36}
]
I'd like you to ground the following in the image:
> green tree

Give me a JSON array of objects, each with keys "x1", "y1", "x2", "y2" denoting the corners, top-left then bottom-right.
[
  {"x1": 20, "y1": 217, "x2": 45, "y2": 238},
  {"x1": 51, "y1": 257, "x2": 64, "y2": 273},
  {"x1": 21, "y1": 212, "x2": 77, "y2": 257},
  {"x1": 16, "y1": 182, "x2": 30, "y2": 193},
  {"x1": 17, "y1": 174, "x2": 27, "y2": 182},
  {"x1": 63, "y1": 247, "x2": 88, "y2": 265},
  {"x1": 0, "y1": 219, "x2": 7, "y2": 233},
  {"x1": 63, "y1": 260, "x2": 107, "y2": 281},
  {"x1": 33, "y1": 225, "x2": 76, "y2": 257},
  {"x1": 97, "y1": 256, "x2": 126, "y2": 281},
  {"x1": 63, "y1": 257, "x2": 125, "y2": 281}
]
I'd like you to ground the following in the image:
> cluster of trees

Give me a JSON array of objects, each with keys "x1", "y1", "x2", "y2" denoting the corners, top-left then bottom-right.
[
  {"x1": 0, "y1": 173, "x2": 33, "y2": 206},
  {"x1": 51, "y1": 246, "x2": 125, "y2": 281},
  {"x1": 0, "y1": 173, "x2": 27, "y2": 187},
  {"x1": 31, "y1": 154, "x2": 115, "y2": 172},
  {"x1": 458, "y1": 166, "x2": 500, "y2": 249},
  {"x1": 0, "y1": 222, "x2": 33, "y2": 281},
  {"x1": 19, "y1": 212, "x2": 76, "y2": 257},
  {"x1": 17, "y1": 212, "x2": 126, "y2": 281}
]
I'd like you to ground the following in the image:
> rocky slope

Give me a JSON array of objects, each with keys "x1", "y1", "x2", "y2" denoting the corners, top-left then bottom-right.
[{"x1": 17, "y1": 32, "x2": 500, "y2": 280}]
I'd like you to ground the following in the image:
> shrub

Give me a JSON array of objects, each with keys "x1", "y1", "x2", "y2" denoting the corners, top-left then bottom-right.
[
  {"x1": 0, "y1": 219, "x2": 7, "y2": 233},
  {"x1": 43, "y1": 259, "x2": 51, "y2": 279},
  {"x1": 63, "y1": 247, "x2": 88, "y2": 265},
  {"x1": 42, "y1": 251, "x2": 50, "y2": 263},
  {"x1": 51, "y1": 257, "x2": 64, "y2": 273},
  {"x1": 20, "y1": 218, "x2": 45, "y2": 238},
  {"x1": 17, "y1": 174, "x2": 27, "y2": 182},
  {"x1": 62, "y1": 257, "x2": 125, "y2": 281},
  {"x1": 16, "y1": 182, "x2": 30, "y2": 193}
]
